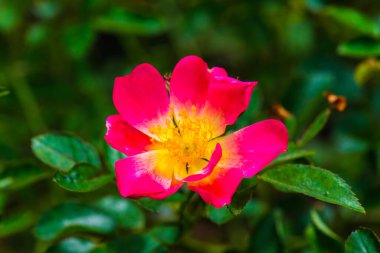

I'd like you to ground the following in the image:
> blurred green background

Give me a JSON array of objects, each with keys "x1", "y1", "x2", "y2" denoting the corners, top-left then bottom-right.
[{"x1": 1, "y1": 0, "x2": 380, "y2": 252}]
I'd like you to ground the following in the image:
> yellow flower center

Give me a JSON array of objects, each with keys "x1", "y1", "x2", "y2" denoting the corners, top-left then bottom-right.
[{"x1": 149, "y1": 104, "x2": 214, "y2": 165}]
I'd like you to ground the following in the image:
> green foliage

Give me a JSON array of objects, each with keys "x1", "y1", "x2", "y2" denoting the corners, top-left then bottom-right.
[
  {"x1": 62, "y1": 24, "x2": 95, "y2": 60},
  {"x1": 93, "y1": 235, "x2": 167, "y2": 253},
  {"x1": 54, "y1": 164, "x2": 112, "y2": 192},
  {"x1": 1, "y1": 0, "x2": 379, "y2": 252},
  {"x1": 259, "y1": 164, "x2": 365, "y2": 213},
  {"x1": 0, "y1": 212, "x2": 34, "y2": 237},
  {"x1": 310, "y1": 209, "x2": 342, "y2": 242},
  {"x1": 269, "y1": 148, "x2": 315, "y2": 167},
  {"x1": 297, "y1": 109, "x2": 331, "y2": 147},
  {"x1": 322, "y1": 5, "x2": 380, "y2": 38},
  {"x1": 206, "y1": 206, "x2": 233, "y2": 225},
  {"x1": 135, "y1": 198, "x2": 164, "y2": 213},
  {"x1": 228, "y1": 177, "x2": 257, "y2": 215},
  {"x1": 32, "y1": 133, "x2": 101, "y2": 172},
  {"x1": 46, "y1": 237, "x2": 96, "y2": 253},
  {"x1": 34, "y1": 203, "x2": 116, "y2": 241},
  {"x1": 93, "y1": 9, "x2": 167, "y2": 35},
  {"x1": 0, "y1": 86, "x2": 10, "y2": 97},
  {"x1": 345, "y1": 229, "x2": 380, "y2": 253},
  {"x1": 248, "y1": 213, "x2": 281, "y2": 252},
  {"x1": 104, "y1": 145, "x2": 126, "y2": 174},
  {"x1": 338, "y1": 37, "x2": 380, "y2": 57},
  {"x1": 0, "y1": 163, "x2": 49, "y2": 191},
  {"x1": 0, "y1": 2, "x2": 20, "y2": 32},
  {"x1": 354, "y1": 58, "x2": 380, "y2": 85},
  {"x1": 95, "y1": 196, "x2": 145, "y2": 230},
  {"x1": 148, "y1": 225, "x2": 180, "y2": 245}
]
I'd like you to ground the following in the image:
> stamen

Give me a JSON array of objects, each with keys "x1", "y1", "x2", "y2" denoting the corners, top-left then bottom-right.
[{"x1": 149, "y1": 105, "x2": 215, "y2": 169}]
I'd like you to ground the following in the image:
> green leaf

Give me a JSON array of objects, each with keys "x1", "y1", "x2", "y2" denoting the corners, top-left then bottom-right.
[
  {"x1": 105, "y1": 145, "x2": 126, "y2": 174},
  {"x1": 297, "y1": 109, "x2": 331, "y2": 147},
  {"x1": 149, "y1": 225, "x2": 180, "y2": 245},
  {"x1": 95, "y1": 196, "x2": 145, "y2": 230},
  {"x1": 310, "y1": 209, "x2": 342, "y2": 242},
  {"x1": 248, "y1": 214, "x2": 281, "y2": 252},
  {"x1": 34, "y1": 203, "x2": 116, "y2": 241},
  {"x1": 93, "y1": 9, "x2": 167, "y2": 36},
  {"x1": 163, "y1": 191, "x2": 186, "y2": 203},
  {"x1": 237, "y1": 177, "x2": 258, "y2": 193},
  {"x1": 0, "y1": 177, "x2": 14, "y2": 189},
  {"x1": 91, "y1": 235, "x2": 167, "y2": 253},
  {"x1": 130, "y1": 192, "x2": 185, "y2": 215},
  {"x1": 206, "y1": 205, "x2": 233, "y2": 225},
  {"x1": 46, "y1": 237, "x2": 96, "y2": 253},
  {"x1": 0, "y1": 163, "x2": 49, "y2": 191},
  {"x1": 322, "y1": 6, "x2": 380, "y2": 38},
  {"x1": 239, "y1": 199, "x2": 268, "y2": 221},
  {"x1": 0, "y1": 86, "x2": 10, "y2": 97},
  {"x1": 31, "y1": 133, "x2": 101, "y2": 172},
  {"x1": 285, "y1": 114, "x2": 297, "y2": 139},
  {"x1": 62, "y1": 24, "x2": 95, "y2": 60},
  {"x1": 354, "y1": 58, "x2": 380, "y2": 85},
  {"x1": 338, "y1": 37, "x2": 380, "y2": 58},
  {"x1": 258, "y1": 164, "x2": 365, "y2": 213},
  {"x1": 0, "y1": 212, "x2": 34, "y2": 237},
  {"x1": 33, "y1": 1, "x2": 60, "y2": 20},
  {"x1": 228, "y1": 177, "x2": 257, "y2": 216},
  {"x1": 26, "y1": 24, "x2": 49, "y2": 46},
  {"x1": 0, "y1": 3, "x2": 20, "y2": 32},
  {"x1": 54, "y1": 164, "x2": 113, "y2": 192},
  {"x1": 131, "y1": 193, "x2": 185, "y2": 221},
  {"x1": 270, "y1": 149, "x2": 315, "y2": 167},
  {"x1": 305, "y1": 224, "x2": 320, "y2": 253},
  {"x1": 273, "y1": 209, "x2": 290, "y2": 246},
  {"x1": 345, "y1": 228, "x2": 380, "y2": 253},
  {"x1": 134, "y1": 198, "x2": 163, "y2": 213}
]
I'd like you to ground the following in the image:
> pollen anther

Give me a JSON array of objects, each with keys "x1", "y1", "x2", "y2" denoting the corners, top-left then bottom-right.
[{"x1": 149, "y1": 105, "x2": 214, "y2": 166}]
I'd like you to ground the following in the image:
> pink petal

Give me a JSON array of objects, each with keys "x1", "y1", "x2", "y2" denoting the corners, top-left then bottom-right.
[
  {"x1": 180, "y1": 143, "x2": 222, "y2": 182},
  {"x1": 188, "y1": 167, "x2": 243, "y2": 208},
  {"x1": 105, "y1": 115, "x2": 152, "y2": 156},
  {"x1": 113, "y1": 63, "x2": 169, "y2": 135},
  {"x1": 210, "y1": 67, "x2": 227, "y2": 76},
  {"x1": 149, "y1": 180, "x2": 183, "y2": 200},
  {"x1": 217, "y1": 119, "x2": 288, "y2": 178},
  {"x1": 206, "y1": 69, "x2": 257, "y2": 126},
  {"x1": 170, "y1": 56, "x2": 210, "y2": 109},
  {"x1": 115, "y1": 150, "x2": 174, "y2": 198}
]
